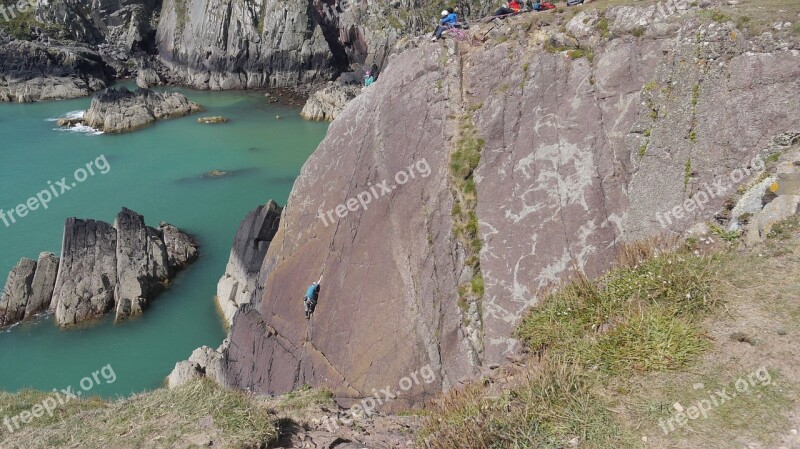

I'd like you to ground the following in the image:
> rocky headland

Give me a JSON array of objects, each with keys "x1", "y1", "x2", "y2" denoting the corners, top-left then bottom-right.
[
  {"x1": 0, "y1": 31, "x2": 111, "y2": 102},
  {"x1": 158, "y1": 0, "x2": 800, "y2": 412},
  {"x1": 0, "y1": 208, "x2": 198, "y2": 328}
]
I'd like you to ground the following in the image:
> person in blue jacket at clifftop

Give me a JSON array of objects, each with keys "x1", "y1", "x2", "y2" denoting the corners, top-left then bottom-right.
[{"x1": 432, "y1": 9, "x2": 458, "y2": 41}]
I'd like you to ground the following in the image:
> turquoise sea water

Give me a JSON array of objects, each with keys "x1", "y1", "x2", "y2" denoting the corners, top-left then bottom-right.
[{"x1": 0, "y1": 87, "x2": 328, "y2": 398}]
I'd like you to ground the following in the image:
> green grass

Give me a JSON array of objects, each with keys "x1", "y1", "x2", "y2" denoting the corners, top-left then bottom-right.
[
  {"x1": 0, "y1": 380, "x2": 278, "y2": 449},
  {"x1": 0, "y1": 0, "x2": 61, "y2": 40},
  {"x1": 708, "y1": 222, "x2": 741, "y2": 243},
  {"x1": 767, "y1": 215, "x2": 800, "y2": 240},
  {"x1": 450, "y1": 108, "x2": 486, "y2": 320},
  {"x1": 515, "y1": 248, "x2": 716, "y2": 365},
  {"x1": 270, "y1": 385, "x2": 334, "y2": 412},
  {"x1": 418, "y1": 357, "x2": 633, "y2": 449}
]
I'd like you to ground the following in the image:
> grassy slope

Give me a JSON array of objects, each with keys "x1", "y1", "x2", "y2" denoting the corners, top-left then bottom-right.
[{"x1": 419, "y1": 222, "x2": 800, "y2": 448}]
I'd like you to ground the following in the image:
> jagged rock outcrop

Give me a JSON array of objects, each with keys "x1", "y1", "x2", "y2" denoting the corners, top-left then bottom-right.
[
  {"x1": 33, "y1": 0, "x2": 161, "y2": 54},
  {"x1": 114, "y1": 208, "x2": 170, "y2": 320},
  {"x1": 160, "y1": 222, "x2": 200, "y2": 275},
  {"x1": 0, "y1": 31, "x2": 110, "y2": 102},
  {"x1": 207, "y1": 5, "x2": 800, "y2": 409},
  {"x1": 216, "y1": 201, "x2": 282, "y2": 324},
  {"x1": 53, "y1": 218, "x2": 119, "y2": 326},
  {"x1": 0, "y1": 253, "x2": 60, "y2": 327},
  {"x1": 0, "y1": 258, "x2": 37, "y2": 326},
  {"x1": 14, "y1": 209, "x2": 201, "y2": 327},
  {"x1": 301, "y1": 82, "x2": 361, "y2": 121},
  {"x1": 81, "y1": 87, "x2": 203, "y2": 133},
  {"x1": 167, "y1": 345, "x2": 227, "y2": 388}
]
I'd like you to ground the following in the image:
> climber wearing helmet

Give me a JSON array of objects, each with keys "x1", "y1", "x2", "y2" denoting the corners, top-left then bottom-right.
[{"x1": 432, "y1": 9, "x2": 459, "y2": 41}]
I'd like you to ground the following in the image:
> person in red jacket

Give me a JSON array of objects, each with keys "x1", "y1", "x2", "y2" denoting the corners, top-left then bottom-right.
[{"x1": 494, "y1": 0, "x2": 522, "y2": 16}]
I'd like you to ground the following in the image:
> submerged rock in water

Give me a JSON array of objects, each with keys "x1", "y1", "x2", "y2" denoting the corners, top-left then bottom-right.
[
  {"x1": 300, "y1": 82, "x2": 361, "y2": 122},
  {"x1": 204, "y1": 170, "x2": 230, "y2": 178},
  {"x1": 197, "y1": 116, "x2": 229, "y2": 124},
  {"x1": 0, "y1": 209, "x2": 200, "y2": 328},
  {"x1": 216, "y1": 201, "x2": 282, "y2": 325},
  {"x1": 82, "y1": 87, "x2": 203, "y2": 133},
  {"x1": 56, "y1": 117, "x2": 85, "y2": 128}
]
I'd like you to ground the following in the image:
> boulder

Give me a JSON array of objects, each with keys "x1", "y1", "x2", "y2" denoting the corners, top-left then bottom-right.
[
  {"x1": 114, "y1": 208, "x2": 170, "y2": 321},
  {"x1": 197, "y1": 116, "x2": 229, "y2": 124},
  {"x1": 160, "y1": 222, "x2": 199, "y2": 275},
  {"x1": 53, "y1": 218, "x2": 119, "y2": 326},
  {"x1": 216, "y1": 201, "x2": 282, "y2": 324},
  {"x1": 745, "y1": 195, "x2": 800, "y2": 244},
  {"x1": 136, "y1": 65, "x2": 165, "y2": 89},
  {"x1": 167, "y1": 345, "x2": 227, "y2": 388},
  {"x1": 301, "y1": 83, "x2": 361, "y2": 122},
  {"x1": 82, "y1": 87, "x2": 203, "y2": 133}
]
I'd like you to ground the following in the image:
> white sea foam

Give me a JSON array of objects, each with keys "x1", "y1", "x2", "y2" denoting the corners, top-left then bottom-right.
[
  {"x1": 54, "y1": 123, "x2": 104, "y2": 136},
  {"x1": 46, "y1": 110, "x2": 85, "y2": 122}
]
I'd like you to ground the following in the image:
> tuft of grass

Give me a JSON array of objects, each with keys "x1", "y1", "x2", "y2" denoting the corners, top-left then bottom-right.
[
  {"x1": 418, "y1": 357, "x2": 632, "y2": 449},
  {"x1": 710, "y1": 9, "x2": 731, "y2": 23},
  {"x1": 595, "y1": 310, "x2": 708, "y2": 374},
  {"x1": 630, "y1": 26, "x2": 646, "y2": 37},
  {"x1": 708, "y1": 222, "x2": 741, "y2": 243},
  {"x1": 639, "y1": 141, "x2": 648, "y2": 158},
  {"x1": 270, "y1": 385, "x2": 334, "y2": 412},
  {"x1": 597, "y1": 16, "x2": 609, "y2": 39},
  {"x1": 515, "y1": 246, "x2": 717, "y2": 370},
  {"x1": 684, "y1": 158, "x2": 692, "y2": 188},
  {"x1": 767, "y1": 215, "x2": 800, "y2": 240}
]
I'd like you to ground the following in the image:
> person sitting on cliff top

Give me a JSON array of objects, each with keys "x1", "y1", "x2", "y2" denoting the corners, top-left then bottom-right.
[
  {"x1": 494, "y1": 0, "x2": 522, "y2": 16},
  {"x1": 432, "y1": 9, "x2": 459, "y2": 41},
  {"x1": 303, "y1": 275, "x2": 323, "y2": 319},
  {"x1": 364, "y1": 69, "x2": 375, "y2": 87}
]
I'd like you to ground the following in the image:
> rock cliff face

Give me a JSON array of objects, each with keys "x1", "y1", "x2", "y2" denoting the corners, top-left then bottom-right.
[
  {"x1": 81, "y1": 87, "x2": 203, "y2": 133},
  {"x1": 0, "y1": 209, "x2": 198, "y2": 328},
  {"x1": 216, "y1": 201, "x2": 282, "y2": 325},
  {"x1": 210, "y1": 5, "x2": 800, "y2": 408},
  {"x1": 0, "y1": 31, "x2": 111, "y2": 102},
  {"x1": 34, "y1": 0, "x2": 161, "y2": 53}
]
